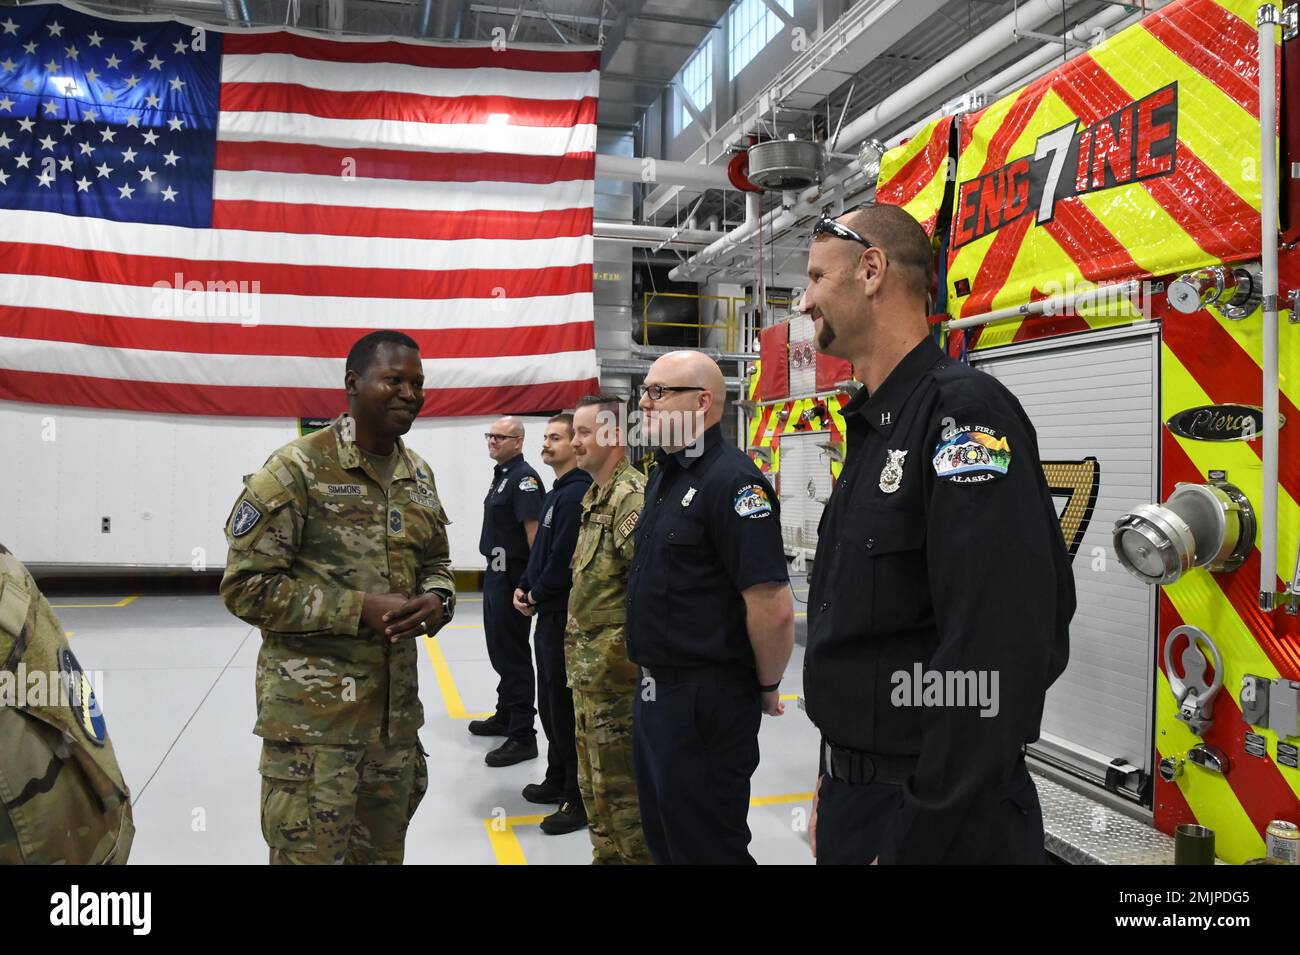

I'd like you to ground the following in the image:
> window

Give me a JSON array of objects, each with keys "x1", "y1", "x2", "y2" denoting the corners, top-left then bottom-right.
[
  {"x1": 678, "y1": 40, "x2": 712, "y2": 132},
  {"x1": 728, "y1": 0, "x2": 794, "y2": 80}
]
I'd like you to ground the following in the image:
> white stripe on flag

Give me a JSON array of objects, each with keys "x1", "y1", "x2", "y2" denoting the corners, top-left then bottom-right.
[
  {"x1": 0, "y1": 337, "x2": 599, "y2": 389},
  {"x1": 212, "y1": 169, "x2": 595, "y2": 213},
  {"x1": 0, "y1": 275, "x2": 594, "y2": 329},
  {"x1": 217, "y1": 111, "x2": 598, "y2": 156},
  {"x1": 221, "y1": 54, "x2": 600, "y2": 102},
  {"x1": 3, "y1": 210, "x2": 594, "y2": 271}
]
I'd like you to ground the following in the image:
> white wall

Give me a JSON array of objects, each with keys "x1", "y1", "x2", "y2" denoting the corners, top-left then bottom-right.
[{"x1": 0, "y1": 400, "x2": 552, "y2": 571}]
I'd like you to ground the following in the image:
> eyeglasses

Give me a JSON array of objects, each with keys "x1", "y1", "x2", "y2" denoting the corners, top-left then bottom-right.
[
  {"x1": 484, "y1": 433, "x2": 521, "y2": 442},
  {"x1": 813, "y1": 215, "x2": 874, "y2": 250},
  {"x1": 639, "y1": 384, "x2": 705, "y2": 402}
]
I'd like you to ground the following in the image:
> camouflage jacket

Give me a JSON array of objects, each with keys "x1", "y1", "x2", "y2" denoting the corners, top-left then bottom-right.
[
  {"x1": 565, "y1": 457, "x2": 644, "y2": 692},
  {"x1": 220, "y1": 414, "x2": 454, "y2": 745},
  {"x1": 0, "y1": 543, "x2": 133, "y2": 864}
]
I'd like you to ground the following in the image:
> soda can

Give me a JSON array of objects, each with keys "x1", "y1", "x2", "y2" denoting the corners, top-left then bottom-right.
[{"x1": 1265, "y1": 820, "x2": 1299, "y2": 864}]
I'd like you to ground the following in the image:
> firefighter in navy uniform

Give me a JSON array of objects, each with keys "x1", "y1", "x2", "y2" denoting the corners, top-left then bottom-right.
[
  {"x1": 626, "y1": 350, "x2": 796, "y2": 865},
  {"x1": 474, "y1": 416, "x2": 545, "y2": 767},
  {"x1": 801, "y1": 206, "x2": 1074, "y2": 865}
]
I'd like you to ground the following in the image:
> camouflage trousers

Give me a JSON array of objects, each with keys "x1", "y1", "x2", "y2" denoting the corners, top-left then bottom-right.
[
  {"x1": 259, "y1": 737, "x2": 427, "y2": 865},
  {"x1": 572, "y1": 688, "x2": 652, "y2": 865},
  {"x1": 0, "y1": 707, "x2": 133, "y2": 865}
]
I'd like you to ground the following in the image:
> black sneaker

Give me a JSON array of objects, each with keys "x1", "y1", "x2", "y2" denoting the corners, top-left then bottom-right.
[
  {"x1": 485, "y1": 738, "x2": 538, "y2": 767},
  {"x1": 468, "y1": 716, "x2": 507, "y2": 737},
  {"x1": 522, "y1": 780, "x2": 565, "y2": 805},
  {"x1": 540, "y1": 801, "x2": 588, "y2": 835}
]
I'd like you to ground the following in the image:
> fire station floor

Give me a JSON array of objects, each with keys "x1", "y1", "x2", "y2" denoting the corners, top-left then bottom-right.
[{"x1": 46, "y1": 577, "x2": 822, "y2": 865}]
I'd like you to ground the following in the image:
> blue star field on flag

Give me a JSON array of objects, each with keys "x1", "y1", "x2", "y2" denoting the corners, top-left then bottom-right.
[{"x1": 0, "y1": 3, "x2": 221, "y2": 226}]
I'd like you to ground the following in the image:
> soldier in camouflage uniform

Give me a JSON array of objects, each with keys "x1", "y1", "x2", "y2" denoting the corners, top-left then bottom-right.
[
  {"x1": 565, "y1": 395, "x2": 652, "y2": 864},
  {"x1": 221, "y1": 331, "x2": 455, "y2": 865},
  {"x1": 0, "y1": 542, "x2": 133, "y2": 864}
]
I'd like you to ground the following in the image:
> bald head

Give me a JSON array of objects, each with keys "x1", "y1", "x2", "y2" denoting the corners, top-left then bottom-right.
[
  {"x1": 657, "y1": 351, "x2": 726, "y2": 416},
  {"x1": 639, "y1": 350, "x2": 727, "y2": 450},
  {"x1": 487, "y1": 415, "x2": 526, "y2": 462},
  {"x1": 828, "y1": 203, "x2": 934, "y2": 301}
]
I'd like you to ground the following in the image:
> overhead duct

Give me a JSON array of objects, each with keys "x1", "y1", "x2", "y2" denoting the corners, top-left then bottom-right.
[
  {"x1": 596, "y1": 154, "x2": 734, "y2": 192},
  {"x1": 745, "y1": 140, "x2": 822, "y2": 191}
]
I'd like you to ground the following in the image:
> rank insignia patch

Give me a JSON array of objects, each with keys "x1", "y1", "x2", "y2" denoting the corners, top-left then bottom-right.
[
  {"x1": 519, "y1": 476, "x2": 540, "y2": 492},
  {"x1": 389, "y1": 508, "x2": 404, "y2": 534},
  {"x1": 733, "y1": 484, "x2": 773, "y2": 519},
  {"x1": 231, "y1": 500, "x2": 262, "y2": 537},
  {"x1": 879, "y1": 449, "x2": 907, "y2": 494},
  {"x1": 932, "y1": 425, "x2": 1012, "y2": 483}
]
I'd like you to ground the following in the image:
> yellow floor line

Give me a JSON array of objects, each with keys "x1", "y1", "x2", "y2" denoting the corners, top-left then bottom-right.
[
  {"x1": 485, "y1": 791, "x2": 815, "y2": 864},
  {"x1": 51, "y1": 594, "x2": 139, "y2": 609},
  {"x1": 420, "y1": 634, "x2": 492, "y2": 721}
]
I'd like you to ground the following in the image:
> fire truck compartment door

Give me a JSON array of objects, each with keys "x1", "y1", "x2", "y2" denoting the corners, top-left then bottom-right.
[
  {"x1": 970, "y1": 326, "x2": 1159, "y2": 792},
  {"x1": 778, "y1": 431, "x2": 835, "y2": 553}
]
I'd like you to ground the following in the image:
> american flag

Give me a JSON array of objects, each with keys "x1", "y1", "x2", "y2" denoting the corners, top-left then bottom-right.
[{"x1": 0, "y1": 1, "x2": 599, "y2": 417}]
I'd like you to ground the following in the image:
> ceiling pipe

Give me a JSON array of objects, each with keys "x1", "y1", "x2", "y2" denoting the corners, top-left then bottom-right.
[
  {"x1": 221, "y1": 0, "x2": 251, "y2": 26},
  {"x1": 596, "y1": 154, "x2": 734, "y2": 191},
  {"x1": 595, "y1": 222, "x2": 726, "y2": 248}
]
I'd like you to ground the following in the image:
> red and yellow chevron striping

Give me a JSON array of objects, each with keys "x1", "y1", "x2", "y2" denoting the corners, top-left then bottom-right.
[
  {"x1": 946, "y1": 0, "x2": 1278, "y2": 350},
  {"x1": 875, "y1": 116, "x2": 954, "y2": 237}
]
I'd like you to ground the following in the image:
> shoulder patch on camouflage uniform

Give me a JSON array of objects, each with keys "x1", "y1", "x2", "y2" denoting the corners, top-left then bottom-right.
[
  {"x1": 58, "y1": 647, "x2": 108, "y2": 746},
  {"x1": 616, "y1": 510, "x2": 639, "y2": 539},
  {"x1": 230, "y1": 500, "x2": 263, "y2": 537}
]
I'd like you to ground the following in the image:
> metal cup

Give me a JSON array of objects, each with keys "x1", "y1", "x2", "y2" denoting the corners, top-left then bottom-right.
[{"x1": 1174, "y1": 824, "x2": 1216, "y2": 865}]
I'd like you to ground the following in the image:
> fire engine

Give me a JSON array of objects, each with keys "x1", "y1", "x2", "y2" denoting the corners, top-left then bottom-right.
[{"x1": 745, "y1": 0, "x2": 1300, "y2": 863}]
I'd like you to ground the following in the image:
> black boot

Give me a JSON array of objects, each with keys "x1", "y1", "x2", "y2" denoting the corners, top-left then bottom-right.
[
  {"x1": 540, "y1": 801, "x2": 588, "y2": 835},
  {"x1": 522, "y1": 780, "x2": 565, "y2": 805},
  {"x1": 468, "y1": 715, "x2": 508, "y2": 737},
  {"x1": 485, "y1": 738, "x2": 538, "y2": 767}
]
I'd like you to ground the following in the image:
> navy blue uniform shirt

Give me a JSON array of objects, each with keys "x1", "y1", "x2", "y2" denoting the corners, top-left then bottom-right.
[
  {"x1": 518, "y1": 466, "x2": 593, "y2": 614},
  {"x1": 805, "y1": 335, "x2": 1075, "y2": 864},
  {"x1": 626, "y1": 423, "x2": 789, "y2": 670},
  {"x1": 479, "y1": 454, "x2": 545, "y2": 563}
]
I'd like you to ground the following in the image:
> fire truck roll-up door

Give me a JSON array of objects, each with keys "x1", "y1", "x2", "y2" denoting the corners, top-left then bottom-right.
[
  {"x1": 778, "y1": 431, "x2": 834, "y2": 554},
  {"x1": 970, "y1": 325, "x2": 1160, "y2": 801}
]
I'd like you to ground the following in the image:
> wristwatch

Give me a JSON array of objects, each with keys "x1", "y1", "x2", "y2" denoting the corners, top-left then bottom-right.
[
  {"x1": 759, "y1": 680, "x2": 780, "y2": 693},
  {"x1": 429, "y1": 588, "x2": 456, "y2": 624}
]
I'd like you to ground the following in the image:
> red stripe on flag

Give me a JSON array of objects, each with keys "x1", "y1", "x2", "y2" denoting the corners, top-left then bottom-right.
[
  {"x1": 0, "y1": 369, "x2": 599, "y2": 418},
  {"x1": 211, "y1": 200, "x2": 592, "y2": 240},
  {"x1": 219, "y1": 82, "x2": 599, "y2": 127},
  {"x1": 221, "y1": 31, "x2": 601, "y2": 73},
  {"x1": 1142, "y1": 0, "x2": 1260, "y2": 119},
  {"x1": 215, "y1": 140, "x2": 595, "y2": 184},
  {"x1": 2, "y1": 243, "x2": 592, "y2": 300},
  {"x1": 0, "y1": 306, "x2": 596, "y2": 359}
]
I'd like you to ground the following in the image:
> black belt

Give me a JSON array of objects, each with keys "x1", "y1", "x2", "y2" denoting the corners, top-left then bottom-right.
[
  {"x1": 822, "y1": 738, "x2": 917, "y2": 786},
  {"x1": 639, "y1": 664, "x2": 755, "y2": 688}
]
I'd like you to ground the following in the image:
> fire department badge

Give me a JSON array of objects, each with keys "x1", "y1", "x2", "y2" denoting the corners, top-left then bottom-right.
[
  {"x1": 519, "y1": 476, "x2": 539, "y2": 492},
  {"x1": 879, "y1": 450, "x2": 907, "y2": 494},
  {"x1": 733, "y1": 484, "x2": 772, "y2": 519},
  {"x1": 932, "y1": 425, "x2": 1012, "y2": 483}
]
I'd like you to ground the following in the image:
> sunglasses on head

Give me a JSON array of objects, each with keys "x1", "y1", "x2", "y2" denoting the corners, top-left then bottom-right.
[{"x1": 813, "y1": 215, "x2": 874, "y2": 250}]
